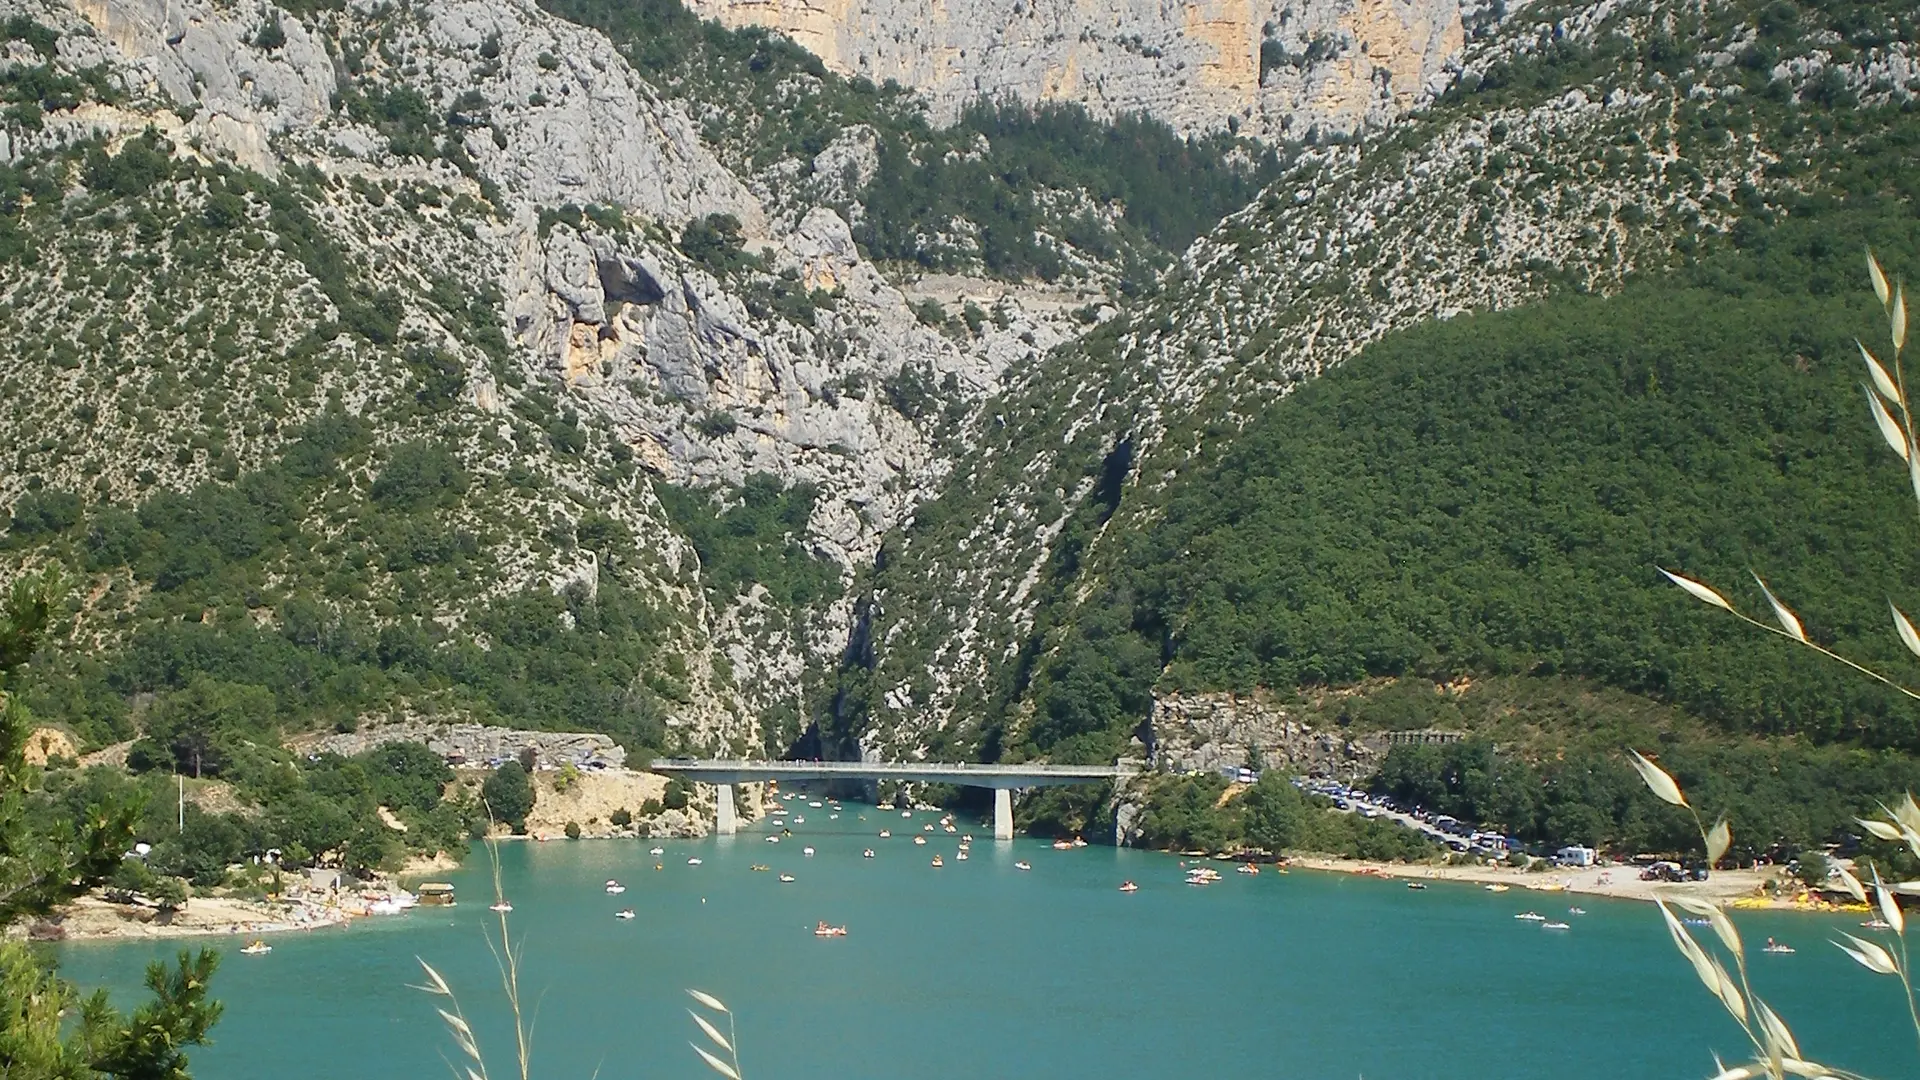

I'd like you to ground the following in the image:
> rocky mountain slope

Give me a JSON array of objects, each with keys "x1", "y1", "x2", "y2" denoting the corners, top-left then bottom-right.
[
  {"x1": 0, "y1": 0, "x2": 1124, "y2": 752},
  {"x1": 838, "y1": 0, "x2": 1920, "y2": 762},
  {"x1": 684, "y1": 0, "x2": 1472, "y2": 139}
]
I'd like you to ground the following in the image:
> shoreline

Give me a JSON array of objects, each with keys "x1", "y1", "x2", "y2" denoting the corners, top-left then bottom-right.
[
  {"x1": 46, "y1": 832, "x2": 1870, "y2": 943},
  {"x1": 1289, "y1": 856, "x2": 1870, "y2": 913}
]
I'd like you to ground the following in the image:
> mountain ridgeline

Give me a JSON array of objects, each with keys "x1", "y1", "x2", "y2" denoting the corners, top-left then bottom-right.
[{"x1": 3, "y1": 0, "x2": 1920, "y2": 860}]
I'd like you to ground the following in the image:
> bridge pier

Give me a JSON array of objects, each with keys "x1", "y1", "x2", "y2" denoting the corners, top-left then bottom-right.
[
  {"x1": 993, "y1": 788, "x2": 1013, "y2": 841},
  {"x1": 715, "y1": 783, "x2": 737, "y2": 836}
]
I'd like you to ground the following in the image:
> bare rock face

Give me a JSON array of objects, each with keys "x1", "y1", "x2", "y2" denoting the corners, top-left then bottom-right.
[
  {"x1": 1142, "y1": 692, "x2": 1383, "y2": 776},
  {"x1": 682, "y1": 0, "x2": 1466, "y2": 137}
]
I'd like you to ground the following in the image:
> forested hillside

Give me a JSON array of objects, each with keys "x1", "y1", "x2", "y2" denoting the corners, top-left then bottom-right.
[{"x1": 839, "y1": 0, "x2": 1920, "y2": 780}]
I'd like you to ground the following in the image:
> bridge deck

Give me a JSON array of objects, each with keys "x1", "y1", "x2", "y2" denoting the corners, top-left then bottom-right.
[{"x1": 649, "y1": 759, "x2": 1130, "y2": 788}]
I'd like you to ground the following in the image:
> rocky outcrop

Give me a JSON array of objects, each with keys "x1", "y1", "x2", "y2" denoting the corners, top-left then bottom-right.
[
  {"x1": 684, "y1": 0, "x2": 1467, "y2": 137},
  {"x1": 313, "y1": 722, "x2": 628, "y2": 767},
  {"x1": 1140, "y1": 692, "x2": 1385, "y2": 776}
]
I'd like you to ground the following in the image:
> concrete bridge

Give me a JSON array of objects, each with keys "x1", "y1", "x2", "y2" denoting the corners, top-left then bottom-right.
[{"x1": 649, "y1": 759, "x2": 1132, "y2": 840}]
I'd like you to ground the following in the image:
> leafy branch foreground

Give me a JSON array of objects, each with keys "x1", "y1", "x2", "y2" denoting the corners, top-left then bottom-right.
[{"x1": 0, "y1": 571, "x2": 223, "y2": 1079}]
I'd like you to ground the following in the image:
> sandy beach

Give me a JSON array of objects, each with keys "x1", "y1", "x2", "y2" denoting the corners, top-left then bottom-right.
[
  {"x1": 50, "y1": 895, "x2": 349, "y2": 941},
  {"x1": 1293, "y1": 857, "x2": 1869, "y2": 912}
]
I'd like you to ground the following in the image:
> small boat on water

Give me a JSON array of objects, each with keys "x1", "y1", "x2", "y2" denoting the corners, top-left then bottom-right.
[
  {"x1": 241, "y1": 940, "x2": 272, "y2": 955},
  {"x1": 615, "y1": 909, "x2": 635, "y2": 920},
  {"x1": 863, "y1": 849, "x2": 875, "y2": 859},
  {"x1": 1051, "y1": 840, "x2": 1073, "y2": 850},
  {"x1": 931, "y1": 856, "x2": 945, "y2": 867},
  {"x1": 913, "y1": 836, "x2": 927, "y2": 846},
  {"x1": 771, "y1": 819, "x2": 786, "y2": 827},
  {"x1": 766, "y1": 836, "x2": 781, "y2": 843},
  {"x1": 1764, "y1": 938, "x2": 1795, "y2": 954},
  {"x1": 961, "y1": 834, "x2": 973, "y2": 842},
  {"x1": 879, "y1": 830, "x2": 891, "y2": 838},
  {"x1": 1864, "y1": 918, "x2": 1894, "y2": 929},
  {"x1": 830, "y1": 814, "x2": 839, "y2": 820},
  {"x1": 490, "y1": 902, "x2": 514, "y2": 913},
  {"x1": 803, "y1": 847, "x2": 816, "y2": 856},
  {"x1": 810, "y1": 801, "x2": 823, "y2": 808},
  {"x1": 1072, "y1": 838, "x2": 1088, "y2": 848},
  {"x1": 751, "y1": 864, "x2": 771, "y2": 872},
  {"x1": 956, "y1": 851, "x2": 969, "y2": 861},
  {"x1": 779, "y1": 873, "x2": 796, "y2": 883},
  {"x1": 901, "y1": 810, "x2": 912, "y2": 818},
  {"x1": 1015, "y1": 861, "x2": 1032, "y2": 871},
  {"x1": 1407, "y1": 882, "x2": 1427, "y2": 890},
  {"x1": 649, "y1": 847, "x2": 665, "y2": 856},
  {"x1": 794, "y1": 816, "x2": 805, "y2": 824},
  {"x1": 687, "y1": 857, "x2": 703, "y2": 865},
  {"x1": 1543, "y1": 921, "x2": 1571, "y2": 931},
  {"x1": 606, "y1": 881, "x2": 626, "y2": 894},
  {"x1": 1684, "y1": 917, "x2": 1712, "y2": 928},
  {"x1": 1514, "y1": 911, "x2": 1546, "y2": 922},
  {"x1": 1119, "y1": 881, "x2": 1139, "y2": 893},
  {"x1": 1568, "y1": 907, "x2": 1586, "y2": 916},
  {"x1": 923, "y1": 824, "x2": 935, "y2": 832},
  {"x1": 1485, "y1": 884, "x2": 1510, "y2": 893},
  {"x1": 945, "y1": 825, "x2": 957, "y2": 833},
  {"x1": 814, "y1": 921, "x2": 848, "y2": 937},
  {"x1": 1237, "y1": 864, "x2": 1260, "y2": 876}
]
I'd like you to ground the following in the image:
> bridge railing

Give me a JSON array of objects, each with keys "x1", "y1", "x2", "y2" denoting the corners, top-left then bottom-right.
[{"x1": 649, "y1": 758, "x2": 1131, "y2": 778}]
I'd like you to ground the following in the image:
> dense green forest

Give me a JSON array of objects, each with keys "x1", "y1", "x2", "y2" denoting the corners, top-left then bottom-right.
[
  {"x1": 534, "y1": 0, "x2": 1284, "y2": 286},
  {"x1": 1022, "y1": 262, "x2": 1920, "y2": 760}
]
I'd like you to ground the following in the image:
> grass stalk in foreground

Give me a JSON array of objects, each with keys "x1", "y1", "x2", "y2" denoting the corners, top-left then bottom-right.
[{"x1": 1650, "y1": 253, "x2": 1918, "y2": 1080}]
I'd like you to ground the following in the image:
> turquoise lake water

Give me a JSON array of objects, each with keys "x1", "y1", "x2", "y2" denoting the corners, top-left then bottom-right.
[{"x1": 56, "y1": 802, "x2": 1917, "y2": 1079}]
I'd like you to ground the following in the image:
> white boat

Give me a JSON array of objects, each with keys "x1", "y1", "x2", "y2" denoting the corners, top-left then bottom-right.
[
  {"x1": 779, "y1": 873, "x2": 796, "y2": 883},
  {"x1": 615, "y1": 909, "x2": 635, "y2": 920},
  {"x1": 1118, "y1": 881, "x2": 1138, "y2": 893},
  {"x1": 923, "y1": 824, "x2": 935, "y2": 832},
  {"x1": 1484, "y1": 884, "x2": 1510, "y2": 893},
  {"x1": 794, "y1": 816, "x2": 805, "y2": 824},
  {"x1": 1763, "y1": 939, "x2": 1795, "y2": 954},
  {"x1": 931, "y1": 856, "x2": 944, "y2": 867},
  {"x1": 1514, "y1": 912, "x2": 1545, "y2": 921},
  {"x1": 240, "y1": 940, "x2": 272, "y2": 955},
  {"x1": 803, "y1": 847, "x2": 816, "y2": 857},
  {"x1": 1543, "y1": 921, "x2": 1571, "y2": 931},
  {"x1": 649, "y1": 847, "x2": 665, "y2": 856},
  {"x1": 830, "y1": 814, "x2": 839, "y2": 820},
  {"x1": 956, "y1": 851, "x2": 969, "y2": 861},
  {"x1": 1864, "y1": 918, "x2": 1894, "y2": 929},
  {"x1": 1015, "y1": 861, "x2": 1032, "y2": 871},
  {"x1": 810, "y1": 801, "x2": 823, "y2": 808},
  {"x1": 901, "y1": 810, "x2": 912, "y2": 818},
  {"x1": 1236, "y1": 864, "x2": 1259, "y2": 876},
  {"x1": 766, "y1": 835, "x2": 781, "y2": 843},
  {"x1": 771, "y1": 819, "x2": 786, "y2": 827},
  {"x1": 368, "y1": 898, "x2": 406, "y2": 915},
  {"x1": 1051, "y1": 840, "x2": 1073, "y2": 850},
  {"x1": 913, "y1": 836, "x2": 927, "y2": 846},
  {"x1": 878, "y1": 830, "x2": 891, "y2": 838},
  {"x1": 961, "y1": 834, "x2": 973, "y2": 842},
  {"x1": 863, "y1": 849, "x2": 875, "y2": 858},
  {"x1": 606, "y1": 883, "x2": 627, "y2": 895},
  {"x1": 1072, "y1": 839, "x2": 1088, "y2": 848},
  {"x1": 490, "y1": 902, "x2": 514, "y2": 913},
  {"x1": 1568, "y1": 907, "x2": 1587, "y2": 916},
  {"x1": 687, "y1": 857, "x2": 703, "y2": 865}
]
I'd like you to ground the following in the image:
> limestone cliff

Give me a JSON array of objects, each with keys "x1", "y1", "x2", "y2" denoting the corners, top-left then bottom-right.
[{"x1": 684, "y1": 0, "x2": 1468, "y2": 137}]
